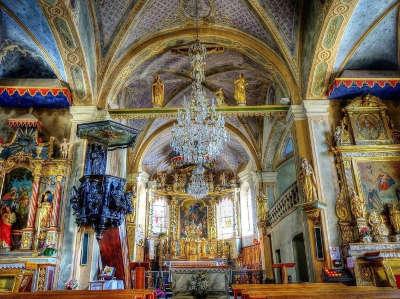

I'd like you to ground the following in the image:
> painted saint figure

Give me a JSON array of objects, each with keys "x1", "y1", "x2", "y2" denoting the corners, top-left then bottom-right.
[
  {"x1": 0, "y1": 206, "x2": 16, "y2": 248},
  {"x1": 60, "y1": 138, "x2": 71, "y2": 159},
  {"x1": 234, "y1": 73, "x2": 247, "y2": 105},
  {"x1": 152, "y1": 75, "x2": 164, "y2": 108}
]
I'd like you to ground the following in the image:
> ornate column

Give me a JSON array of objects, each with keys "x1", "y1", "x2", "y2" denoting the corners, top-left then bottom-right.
[
  {"x1": 21, "y1": 163, "x2": 42, "y2": 250},
  {"x1": 287, "y1": 102, "x2": 332, "y2": 282},
  {"x1": 303, "y1": 100, "x2": 337, "y2": 269},
  {"x1": 46, "y1": 175, "x2": 64, "y2": 246}
]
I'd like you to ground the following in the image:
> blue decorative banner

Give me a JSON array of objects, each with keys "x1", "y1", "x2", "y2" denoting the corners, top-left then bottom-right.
[
  {"x1": 328, "y1": 78, "x2": 400, "y2": 100},
  {"x1": 0, "y1": 86, "x2": 72, "y2": 108}
]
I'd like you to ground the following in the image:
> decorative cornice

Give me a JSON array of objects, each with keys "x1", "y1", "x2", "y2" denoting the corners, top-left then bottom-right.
[
  {"x1": 109, "y1": 105, "x2": 289, "y2": 120},
  {"x1": 259, "y1": 171, "x2": 278, "y2": 183},
  {"x1": 70, "y1": 106, "x2": 110, "y2": 122},
  {"x1": 286, "y1": 104, "x2": 306, "y2": 122},
  {"x1": 303, "y1": 100, "x2": 330, "y2": 118}
]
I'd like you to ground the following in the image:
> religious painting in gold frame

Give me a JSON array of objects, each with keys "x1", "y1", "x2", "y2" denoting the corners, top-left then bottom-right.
[
  {"x1": 352, "y1": 156, "x2": 400, "y2": 213},
  {"x1": 179, "y1": 198, "x2": 208, "y2": 239}
]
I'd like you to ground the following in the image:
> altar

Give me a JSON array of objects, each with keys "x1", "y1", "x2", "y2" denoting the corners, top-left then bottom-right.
[{"x1": 170, "y1": 267, "x2": 229, "y2": 295}]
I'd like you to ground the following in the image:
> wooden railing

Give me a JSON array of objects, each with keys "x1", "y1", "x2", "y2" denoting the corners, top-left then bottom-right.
[
  {"x1": 1, "y1": 289, "x2": 155, "y2": 299},
  {"x1": 268, "y1": 183, "x2": 299, "y2": 226}
]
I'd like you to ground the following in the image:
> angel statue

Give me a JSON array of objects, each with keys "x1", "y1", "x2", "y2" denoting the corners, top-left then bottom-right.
[{"x1": 298, "y1": 158, "x2": 318, "y2": 203}]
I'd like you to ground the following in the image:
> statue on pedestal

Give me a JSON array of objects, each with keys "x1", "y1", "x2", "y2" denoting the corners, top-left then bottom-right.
[
  {"x1": 234, "y1": 73, "x2": 247, "y2": 106},
  {"x1": 215, "y1": 88, "x2": 225, "y2": 106},
  {"x1": 368, "y1": 211, "x2": 389, "y2": 242},
  {"x1": 60, "y1": 138, "x2": 72, "y2": 159},
  {"x1": 388, "y1": 204, "x2": 400, "y2": 241},
  {"x1": 152, "y1": 75, "x2": 164, "y2": 108},
  {"x1": 298, "y1": 158, "x2": 318, "y2": 203},
  {"x1": 350, "y1": 190, "x2": 366, "y2": 219}
]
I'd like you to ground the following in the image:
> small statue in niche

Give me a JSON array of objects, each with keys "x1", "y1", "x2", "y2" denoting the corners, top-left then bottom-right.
[
  {"x1": 220, "y1": 172, "x2": 227, "y2": 186},
  {"x1": 234, "y1": 73, "x2": 247, "y2": 106},
  {"x1": 368, "y1": 210, "x2": 389, "y2": 242},
  {"x1": 340, "y1": 116, "x2": 351, "y2": 144},
  {"x1": 215, "y1": 88, "x2": 225, "y2": 106},
  {"x1": 158, "y1": 172, "x2": 167, "y2": 190},
  {"x1": 388, "y1": 204, "x2": 400, "y2": 239},
  {"x1": 334, "y1": 125, "x2": 343, "y2": 146},
  {"x1": 298, "y1": 158, "x2": 318, "y2": 203},
  {"x1": 173, "y1": 173, "x2": 179, "y2": 192},
  {"x1": 152, "y1": 75, "x2": 164, "y2": 108},
  {"x1": 208, "y1": 172, "x2": 214, "y2": 192},
  {"x1": 350, "y1": 190, "x2": 366, "y2": 219},
  {"x1": 60, "y1": 138, "x2": 72, "y2": 159},
  {"x1": 256, "y1": 193, "x2": 267, "y2": 222}
]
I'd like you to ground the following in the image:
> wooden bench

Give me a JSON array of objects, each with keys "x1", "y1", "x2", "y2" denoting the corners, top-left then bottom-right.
[
  {"x1": 242, "y1": 288, "x2": 400, "y2": 299},
  {"x1": 232, "y1": 283, "x2": 345, "y2": 299},
  {"x1": 232, "y1": 283, "x2": 400, "y2": 299},
  {"x1": 0, "y1": 289, "x2": 156, "y2": 299}
]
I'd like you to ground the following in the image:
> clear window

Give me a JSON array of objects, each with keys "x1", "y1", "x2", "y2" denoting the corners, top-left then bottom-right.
[
  {"x1": 217, "y1": 198, "x2": 234, "y2": 239},
  {"x1": 152, "y1": 197, "x2": 168, "y2": 234}
]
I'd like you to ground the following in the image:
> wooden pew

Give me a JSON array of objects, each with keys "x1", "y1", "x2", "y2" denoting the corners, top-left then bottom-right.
[
  {"x1": 239, "y1": 285, "x2": 400, "y2": 299},
  {"x1": 0, "y1": 289, "x2": 156, "y2": 299},
  {"x1": 231, "y1": 283, "x2": 345, "y2": 299}
]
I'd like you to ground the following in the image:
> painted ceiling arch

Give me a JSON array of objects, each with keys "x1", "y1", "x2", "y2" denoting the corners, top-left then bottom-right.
[
  {"x1": 306, "y1": 0, "x2": 400, "y2": 99},
  {"x1": 0, "y1": 1, "x2": 64, "y2": 79},
  {"x1": 135, "y1": 119, "x2": 255, "y2": 174}
]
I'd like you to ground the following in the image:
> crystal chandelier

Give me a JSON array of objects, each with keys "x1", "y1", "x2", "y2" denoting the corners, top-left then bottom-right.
[
  {"x1": 170, "y1": 41, "x2": 229, "y2": 165},
  {"x1": 187, "y1": 164, "x2": 209, "y2": 199}
]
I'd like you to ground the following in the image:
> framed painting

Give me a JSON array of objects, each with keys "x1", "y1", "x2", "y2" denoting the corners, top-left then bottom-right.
[
  {"x1": 179, "y1": 199, "x2": 208, "y2": 238},
  {"x1": 353, "y1": 157, "x2": 400, "y2": 212}
]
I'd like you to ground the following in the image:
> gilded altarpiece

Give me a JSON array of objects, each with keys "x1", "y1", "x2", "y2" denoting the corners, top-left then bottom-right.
[
  {"x1": 332, "y1": 95, "x2": 400, "y2": 286},
  {"x1": 151, "y1": 169, "x2": 235, "y2": 262},
  {"x1": 0, "y1": 115, "x2": 71, "y2": 291}
]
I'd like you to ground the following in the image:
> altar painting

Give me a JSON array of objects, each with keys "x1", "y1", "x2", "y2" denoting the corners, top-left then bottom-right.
[
  {"x1": 355, "y1": 159, "x2": 400, "y2": 212},
  {"x1": 1, "y1": 168, "x2": 33, "y2": 248},
  {"x1": 180, "y1": 199, "x2": 207, "y2": 238}
]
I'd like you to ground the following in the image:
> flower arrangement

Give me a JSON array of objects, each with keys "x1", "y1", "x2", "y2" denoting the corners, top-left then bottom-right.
[
  {"x1": 188, "y1": 271, "x2": 208, "y2": 299},
  {"x1": 41, "y1": 243, "x2": 57, "y2": 257},
  {"x1": 359, "y1": 226, "x2": 372, "y2": 242},
  {"x1": 64, "y1": 279, "x2": 78, "y2": 290}
]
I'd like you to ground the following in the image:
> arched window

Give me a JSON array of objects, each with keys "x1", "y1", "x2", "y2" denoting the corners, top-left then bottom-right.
[
  {"x1": 217, "y1": 198, "x2": 234, "y2": 239},
  {"x1": 151, "y1": 197, "x2": 168, "y2": 234},
  {"x1": 282, "y1": 137, "x2": 294, "y2": 160},
  {"x1": 240, "y1": 183, "x2": 254, "y2": 236}
]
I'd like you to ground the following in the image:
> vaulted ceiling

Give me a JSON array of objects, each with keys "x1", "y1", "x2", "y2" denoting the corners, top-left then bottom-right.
[{"x1": 1, "y1": 0, "x2": 399, "y2": 173}]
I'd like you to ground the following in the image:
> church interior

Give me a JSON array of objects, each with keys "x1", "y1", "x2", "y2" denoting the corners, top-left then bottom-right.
[{"x1": 2, "y1": 0, "x2": 400, "y2": 298}]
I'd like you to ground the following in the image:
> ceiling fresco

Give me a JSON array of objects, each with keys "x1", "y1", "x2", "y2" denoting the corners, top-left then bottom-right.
[
  {"x1": 0, "y1": 0, "x2": 66, "y2": 79},
  {"x1": 258, "y1": 0, "x2": 299, "y2": 54}
]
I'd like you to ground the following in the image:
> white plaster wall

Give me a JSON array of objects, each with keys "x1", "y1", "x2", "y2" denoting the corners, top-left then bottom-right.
[
  {"x1": 308, "y1": 117, "x2": 340, "y2": 248},
  {"x1": 270, "y1": 208, "x2": 311, "y2": 282}
]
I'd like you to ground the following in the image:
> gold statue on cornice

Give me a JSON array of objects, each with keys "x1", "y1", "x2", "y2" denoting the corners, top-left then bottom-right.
[
  {"x1": 152, "y1": 75, "x2": 165, "y2": 108},
  {"x1": 234, "y1": 73, "x2": 247, "y2": 106}
]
